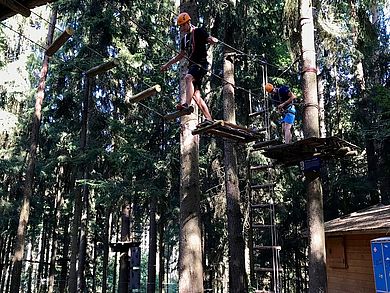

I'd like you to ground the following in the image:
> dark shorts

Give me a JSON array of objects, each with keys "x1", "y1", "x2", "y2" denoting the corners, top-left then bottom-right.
[{"x1": 188, "y1": 63, "x2": 208, "y2": 90}]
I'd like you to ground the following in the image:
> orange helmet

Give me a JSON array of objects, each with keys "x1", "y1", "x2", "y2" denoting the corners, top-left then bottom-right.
[
  {"x1": 265, "y1": 83, "x2": 274, "y2": 93},
  {"x1": 177, "y1": 12, "x2": 191, "y2": 26}
]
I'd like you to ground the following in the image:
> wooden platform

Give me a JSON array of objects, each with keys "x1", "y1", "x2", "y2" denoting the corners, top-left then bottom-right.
[
  {"x1": 260, "y1": 136, "x2": 359, "y2": 166},
  {"x1": 109, "y1": 241, "x2": 142, "y2": 252},
  {"x1": 192, "y1": 120, "x2": 264, "y2": 143}
]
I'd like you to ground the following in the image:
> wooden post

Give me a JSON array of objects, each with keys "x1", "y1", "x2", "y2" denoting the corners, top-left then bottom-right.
[
  {"x1": 85, "y1": 59, "x2": 120, "y2": 77},
  {"x1": 0, "y1": 0, "x2": 30, "y2": 17},
  {"x1": 126, "y1": 85, "x2": 161, "y2": 103},
  {"x1": 45, "y1": 27, "x2": 74, "y2": 57}
]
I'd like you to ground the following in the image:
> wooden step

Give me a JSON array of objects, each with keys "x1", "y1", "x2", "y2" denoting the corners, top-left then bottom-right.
[
  {"x1": 254, "y1": 267, "x2": 283, "y2": 272},
  {"x1": 253, "y1": 245, "x2": 281, "y2": 250},
  {"x1": 251, "y1": 203, "x2": 273, "y2": 209},
  {"x1": 249, "y1": 109, "x2": 267, "y2": 118},
  {"x1": 252, "y1": 223, "x2": 277, "y2": 228},
  {"x1": 250, "y1": 164, "x2": 273, "y2": 172}
]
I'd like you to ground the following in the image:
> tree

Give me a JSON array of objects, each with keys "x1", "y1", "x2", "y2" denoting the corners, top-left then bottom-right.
[
  {"x1": 300, "y1": 0, "x2": 327, "y2": 292},
  {"x1": 9, "y1": 9, "x2": 56, "y2": 293},
  {"x1": 178, "y1": 4, "x2": 204, "y2": 292}
]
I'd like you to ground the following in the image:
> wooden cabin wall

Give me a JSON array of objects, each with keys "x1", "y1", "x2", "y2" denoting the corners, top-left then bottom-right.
[{"x1": 326, "y1": 233, "x2": 384, "y2": 293}]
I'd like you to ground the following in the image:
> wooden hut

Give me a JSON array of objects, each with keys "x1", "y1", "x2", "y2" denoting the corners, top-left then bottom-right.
[{"x1": 324, "y1": 203, "x2": 390, "y2": 293}]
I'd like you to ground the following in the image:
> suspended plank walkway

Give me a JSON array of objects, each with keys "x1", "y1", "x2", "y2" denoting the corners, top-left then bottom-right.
[
  {"x1": 192, "y1": 120, "x2": 264, "y2": 143},
  {"x1": 258, "y1": 136, "x2": 359, "y2": 166}
]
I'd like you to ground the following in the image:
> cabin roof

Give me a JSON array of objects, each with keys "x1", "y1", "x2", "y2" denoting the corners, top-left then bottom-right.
[{"x1": 325, "y1": 204, "x2": 390, "y2": 235}]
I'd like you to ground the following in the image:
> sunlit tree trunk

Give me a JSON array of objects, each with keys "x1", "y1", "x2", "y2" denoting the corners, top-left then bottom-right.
[
  {"x1": 178, "y1": 3, "x2": 204, "y2": 292},
  {"x1": 9, "y1": 9, "x2": 56, "y2": 293},
  {"x1": 300, "y1": 0, "x2": 327, "y2": 292}
]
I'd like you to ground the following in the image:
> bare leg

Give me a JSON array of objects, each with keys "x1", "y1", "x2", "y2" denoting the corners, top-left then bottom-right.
[
  {"x1": 192, "y1": 90, "x2": 212, "y2": 120},
  {"x1": 283, "y1": 123, "x2": 292, "y2": 144},
  {"x1": 185, "y1": 74, "x2": 195, "y2": 105}
]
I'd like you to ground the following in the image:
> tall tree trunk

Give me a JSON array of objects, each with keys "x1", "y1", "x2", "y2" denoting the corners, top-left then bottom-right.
[
  {"x1": 147, "y1": 194, "x2": 157, "y2": 293},
  {"x1": 48, "y1": 165, "x2": 65, "y2": 293},
  {"x1": 178, "y1": 4, "x2": 204, "y2": 293},
  {"x1": 119, "y1": 203, "x2": 131, "y2": 293},
  {"x1": 158, "y1": 219, "x2": 165, "y2": 293},
  {"x1": 300, "y1": 0, "x2": 327, "y2": 292},
  {"x1": 78, "y1": 180, "x2": 90, "y2": 292},
  {"x1": 68, "y1": 75, "x2": 92, "y2": 293},
  {"x1": 37, "y1": 216, "x2": 48, "y2": 292},
  {"x1": 102, "y1": 209, "x2": 111, "y2": 293},
  {"x1": 9, "y1": 10, "x2": 56, "y2": 293},
  {"x1": 59, "y1": 215, "x2": 70, "y2": 293},
  {"x1": 223, "y1": 50, "x2": 247, "y2": 292}
]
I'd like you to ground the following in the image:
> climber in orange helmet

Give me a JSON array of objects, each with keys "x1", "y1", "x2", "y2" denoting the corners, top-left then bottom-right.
[{"x1": 161, "y1": 12, "x2": 218, "y2": 121}]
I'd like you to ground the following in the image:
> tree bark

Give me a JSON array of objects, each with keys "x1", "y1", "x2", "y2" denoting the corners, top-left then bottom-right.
[
  {"x1": 9, "y1": 9, "x2": 56, "y2": 293},
  {"x1": 223, "y1": 50, "x2": 248, "y2": 292},
  {"x1": 68, "y1": 74, "x2": 92, "y2": 293},
  {"x1": 158, "y1": 218, "x2": 165, "y2": 293},
  {"x1": 177, "y1": 4, "x2": 204, "y2": 293},
  {"x1": 119, "y1": 203, "x2": 131, "y2": 293},
  {"x1": 147, "y1": 194, "x2": 157, "y2": 293},
  {"x1": 300, "y1": 0, "x2": 327, "y2": 292},
  {"x1": 102, "y1": 209, "x2": 111, "y2": 293},
  {"x1": 48, "y1": 166, "x2": 65, "y2": 293}
]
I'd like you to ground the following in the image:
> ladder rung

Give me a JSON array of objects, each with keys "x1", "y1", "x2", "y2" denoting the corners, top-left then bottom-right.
[
  {"x1": 251, "y1": 183, "x2": 276, "y2": 190},
  {"x1": 250, "y1": 164, "x2": 273, "y2": 172},
  {"x1": 251, "y1": 203, "x2": 271, "y2": 209},
  {"x1": 253, "y1": 245, "x2": 281, "y2": 250},
  {"x1": 252, "y1": 224, "x2": 276, "y2": 228},
  {"x1": 250, "y1": 127, "x2": 267, "y2": 133},
  {"x1": 254, "y1": 267, "x2": 283, "y2": 272},
  {"x1": 249, "y1": 110, "x2": 266, "y2": 118}
]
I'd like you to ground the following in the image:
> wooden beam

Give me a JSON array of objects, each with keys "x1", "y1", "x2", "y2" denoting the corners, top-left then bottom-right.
[
  {"x1": 127, "y1": 85, "x2": 161, "y2": 103},
  {"x1": 85, "y1": 59, "x2": 120, "y2": 77},
  {"x1": 0, "y1": 0, "x2": 31, "y2": 17},
  {"x1": 45, "y1": 27, "x2": 74, "y2": 57}
]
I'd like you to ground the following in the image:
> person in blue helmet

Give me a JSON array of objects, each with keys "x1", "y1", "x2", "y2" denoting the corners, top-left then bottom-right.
[{"x1": 265, "y1": 83, "x2": 297, "y2": 144}]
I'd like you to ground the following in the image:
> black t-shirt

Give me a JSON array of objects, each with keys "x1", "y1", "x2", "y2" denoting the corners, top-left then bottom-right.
[
  {"x1": 180, "y1": 27, "x2": 209, "y2": 65},
  {"x1": 272, "y1": 85, "x2": 292, "y2": 109}
]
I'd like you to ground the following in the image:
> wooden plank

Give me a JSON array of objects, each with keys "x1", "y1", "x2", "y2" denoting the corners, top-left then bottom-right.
[
  {"x1": 207, "y1": 129, "x2": 247, "y2": 141},
  {"x1": 163, "y1": 105, "x2": 194, "y2": 121},
  {"x1": 192, "y1": 120, "x2": 262, "y2": 142},
  {"x1": 252, "y1": 139, "x2": 281, "y2": 150},
  {"x1": 86, "y1": 59, "x2": 119, "y2": 77},
  {"x1": 127, "y1": 85, "x2": 161, "y2": 103},
  {"x1": 250, "y1": 164, "x2": 273, "y2": 171},
  {"x1": 192, "y1": 120, "x2": 223, "y2": 135},
  {"x1": 262, "y1": 136, "x2": 360, "y2": 165},
  {"x1": 45, "y1": 27, "x2": 74, "y2": 57},
  {"x1": 253, "y1": 245, "x2": 281, "y2": 250}
]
